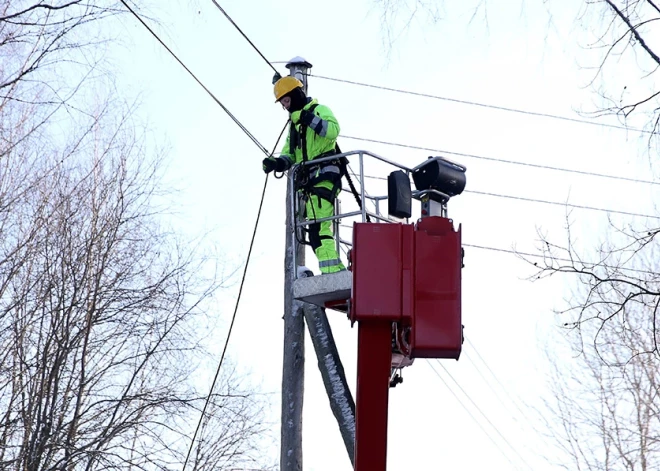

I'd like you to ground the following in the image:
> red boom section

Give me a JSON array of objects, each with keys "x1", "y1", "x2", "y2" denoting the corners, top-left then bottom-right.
[{"x1": 354, "y1": 321, "x2": 392, "y2": 471}]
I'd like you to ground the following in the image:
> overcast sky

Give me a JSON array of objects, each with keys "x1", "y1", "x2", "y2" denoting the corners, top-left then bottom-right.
[{"x1": 107, "y1": 1, "x2": 660, "y2": 469}]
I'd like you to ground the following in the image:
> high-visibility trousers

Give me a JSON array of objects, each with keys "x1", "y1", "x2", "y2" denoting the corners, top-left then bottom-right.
[{"x1": 305, "y1": 182, "x2": 345, "y2": 274}]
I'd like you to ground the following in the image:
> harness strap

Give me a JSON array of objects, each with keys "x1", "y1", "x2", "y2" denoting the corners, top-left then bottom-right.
[
  {"x1": 292, "y1": 103, "x2": 371, "y2": 227},
  {"x1": 288, "y1": 122, "x2": 298, "y2": 157},
  {"x1": 308, "y1": 186, "x2": 336, "y2": 206},
  {"x1": 300, "y1": 103, "x2": 318, "y2": 165}
]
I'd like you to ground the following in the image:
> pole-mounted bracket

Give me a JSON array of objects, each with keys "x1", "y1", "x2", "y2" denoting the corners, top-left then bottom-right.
[{"x1": 292, "y1": 270, "x2": 352, "y2": 312}]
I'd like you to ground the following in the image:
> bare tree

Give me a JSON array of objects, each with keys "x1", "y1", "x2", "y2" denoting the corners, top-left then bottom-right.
[
  {"x1": 0, "y1": 3, "x2": 272, "y2": 470},
  {"x1": 372, "y1": 1, "x2": 660, "y2": 136},
  {"x1": 370, "y1": 0, "x2": 443, "y2": 53},
  {"x1": 0, "y1": 1, "x2": 136, "y2": 150},
  {"x1": 187, "y1": 365, "x2": 275, "y2": 471},
  {"x1": 0, "y1": 102, "x2": 270, "y2": 471},
  {"x1": 541, "y1": 293, "x2": 660, "y2": 471},
  {"x1": 529, "y1": 212, "x2": 660, "y2": 360},
  {"x1": 568, "y1": 1, "x2": 660, "y2": 136}
]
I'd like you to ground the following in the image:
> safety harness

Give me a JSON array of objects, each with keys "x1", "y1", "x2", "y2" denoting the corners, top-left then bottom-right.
[{"x1": 292, "y1": 104, "x2": 369, "y2": 226}]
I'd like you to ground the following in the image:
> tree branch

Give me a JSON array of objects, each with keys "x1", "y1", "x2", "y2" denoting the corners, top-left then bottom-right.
[
  {"x1": 0, "y1": 1, "x2": 83, "y2": 22},
  {"x1": 605, "y1": 0, "x2": 660, "y2": 66}
]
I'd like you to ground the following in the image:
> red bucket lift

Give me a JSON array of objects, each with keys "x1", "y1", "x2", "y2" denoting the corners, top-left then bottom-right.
[
  {"x1": 351, "y1": 216, "x2": 462, "y2": 471},
  {"x1": 291, "y1": 154, "x2": 467, "y2": 470}
]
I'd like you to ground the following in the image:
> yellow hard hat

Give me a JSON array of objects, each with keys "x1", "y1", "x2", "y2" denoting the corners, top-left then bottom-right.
[{"x1": 274, "y1": 76, "x2": 303, "y2": 102}]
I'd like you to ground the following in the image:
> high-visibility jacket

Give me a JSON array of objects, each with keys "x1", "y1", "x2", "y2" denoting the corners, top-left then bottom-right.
[{"x1": 280, "y1": 98, "x2": 340, "y2": 166}]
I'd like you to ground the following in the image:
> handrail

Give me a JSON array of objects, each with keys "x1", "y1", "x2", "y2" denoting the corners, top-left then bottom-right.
[
  {"x1": 295, "y1": 149, "x2": 412, "y2": 173},
  {"x1": 289, "y1": 150, "x2": 414, "y2": 271}
]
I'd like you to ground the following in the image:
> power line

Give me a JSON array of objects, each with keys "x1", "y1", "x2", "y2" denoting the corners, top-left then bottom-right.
[
  {"x1": 342, "y1": 135, "x2": 660, "y2": 186},
  {"x1": 433, "y1": 361, "x2": 534, "y2": 471},
  {"x1": 338, "y1": 229, "x2": 657, "y2": 276},
  {"x1": 335, "y1": 198, "x2": 657, "y2": 275},
  {"x1": 182, "y1": 180, "x2": 269, "y2": 470},
  {"x1": 427, "y1": 361, "x2": 527, "y2": 471},
  {"x1": 335, "y1": 191, "x2": 657, "y2": 275},
  {"x1": 118, "y1": 2, "x2": 288, "y2": 466},
  {"x1": 119, "y1": 0, "x2": 270, "y2": 156},
  {"x1": 362, "y1": 174, "x2": 660, "y2": 220},
  {"x1": 465, "y1": 339, "x2": 531, "y2": 424},
  {"x1": 464, "y1": 243, "x2": 657, "y2": 276},
  {"x1": 466, "y1": 189, "x2": 660, "y2": 220},
  {"x1": 462, "y1": 351, "x2": 530, "y2": 428},
  {"x1": 116, "y1": 0, "x2": 288, "y2": 466},
  {"x1": 182, "y1": 122, "x2": 288, "y2": 471},
  {"x1": 312, "y1": 74, "x2": 649, "y2": 135},
  {"x1": 208, "y1": 0, "x2": 280, "y2": 77},
  {"x1": 338, "y1": 227, "x2": 657, "y2": 275}
]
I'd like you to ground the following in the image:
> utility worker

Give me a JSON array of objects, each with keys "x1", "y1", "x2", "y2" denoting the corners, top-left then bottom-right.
[{"x1": 263, "y1": 76, "x2": 346, "y2": 275}]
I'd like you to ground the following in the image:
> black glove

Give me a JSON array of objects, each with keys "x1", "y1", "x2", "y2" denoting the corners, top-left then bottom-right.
[
  {"x1": 262, "y1": 157, "x2": 289, "y2": 174},
  {"x1": 263, "y1": 157, "x2": 277, "y2": 174},
  {"x1": 292, "y1": 109, "x2": 315, "y2": 126},
  {"x1": 298, "y1": 109, "x2": 315, "y2": 126}
]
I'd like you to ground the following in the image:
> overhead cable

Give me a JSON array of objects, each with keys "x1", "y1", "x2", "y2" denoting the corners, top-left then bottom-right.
[
  {"x1": 433, "y1": 361, "x2": 534, "y2": 471},
  {"x1": 116, "y1": 2, "x2": 292, "y2": 465},
  {"x1": 208, "y1": 0, "x2": 280, "y2": 77},
  {"x1": 461, "y1": 351, "x2": 531, "y2": 429},
  {"x1": 343, "y1": 135, "x2": 660, "y2": 186},
  {"x1": 427, "y1": 361, "x2": 528, "y2": 471},
  {"x1": 335, "y1": 226, "x2": 657, "y2": 276},
  {"x1": 336, "y1": 209, "x2": 656, "y2": 275},
  {"x1": 467, "y1": 189, "x2": 660, "y2": 220},
  {"x1": 335, "y1": 201, "x2": 656, "y2": 275},
  {"x1": 362, "y1": 174, "x2": 659, "y2": 220},
  {"x1": 119, "y1": 0, "x2": 270, "y2": 156},
  {"x1": 313, "y1": 74, "x2": 648, "y2": 134},
  {"x1": 465, "y1": 339, "x2": 531, "y2": 424},
  {"x1": 464, "y1": 243, "x2": 657, "y2": 276},
  {"x1": 182, "y1": 122, "x2": 289, "y2": 471}
]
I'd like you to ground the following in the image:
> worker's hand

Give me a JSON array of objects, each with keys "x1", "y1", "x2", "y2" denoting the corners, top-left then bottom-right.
[
  {"x1": 291, "y1": 109, "x2": 314, "y2": 126},
  {"x1": 263, "y1": 157, "x2": 290, "y2": 174},
  {"x1": 263, "y1": 157, "x2": 277, "y2": 174}
]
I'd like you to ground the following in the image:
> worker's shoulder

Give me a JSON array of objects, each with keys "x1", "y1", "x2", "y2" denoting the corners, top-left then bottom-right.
[
  {"x1": 314, "y1": 104, "x2": 336, "y2": 119},
  {"x1": 310, "y1": 102, "x2": 336, "y2": 116}
]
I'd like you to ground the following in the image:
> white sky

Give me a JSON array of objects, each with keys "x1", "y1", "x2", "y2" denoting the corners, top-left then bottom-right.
[{"x1": 107, "y1": 0, "x2": 660, "y2": 469}]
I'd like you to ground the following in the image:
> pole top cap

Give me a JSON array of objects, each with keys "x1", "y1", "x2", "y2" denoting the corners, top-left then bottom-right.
[{"x1": 285, "y1": 56, "x2": 313, "y2": 69}]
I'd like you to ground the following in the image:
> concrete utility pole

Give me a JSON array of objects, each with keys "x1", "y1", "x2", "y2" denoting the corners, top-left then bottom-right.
[
  {"x1": 280, "y1": 57, "x2": 311, "y2": 471},
  {"x1": 280, "y1": 57, "x2": 356, "y2": 469},
  {"x1": 281, "y1": 217, "x2": 305, "y2": 471}
]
